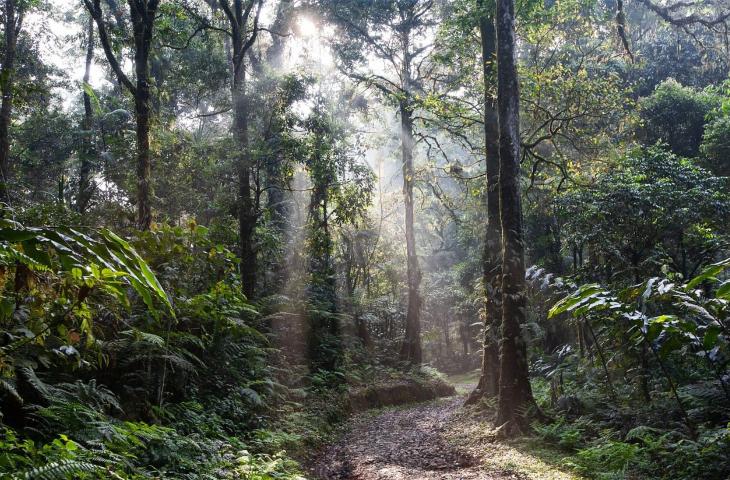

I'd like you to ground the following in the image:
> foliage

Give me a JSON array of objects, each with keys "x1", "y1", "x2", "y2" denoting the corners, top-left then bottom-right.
[
  {"x1": 3, "y1": 0, "x2": 730, "y2": 478},
  {"x1": 638, "y1": 79, "x2": 720, "y2": 157},
  {"x1": 701, "y1": 114, "x2": 730, "y2": 177},
  {"x1": 557, "y1": 146, "x2": 729, "y2": 283},
  {"x1": 541, "y1": 257, "x2": 730, "y2": 478}
]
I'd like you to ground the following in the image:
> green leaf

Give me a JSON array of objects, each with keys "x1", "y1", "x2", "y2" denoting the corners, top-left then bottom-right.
[
  {"x1": 686, "y1": 258, "x2": 730, "y2": 289},
  {"x1": 716, "y1": 280, "x2": 730, "y2": 300},
  {"x1": 81, "y1": 82, "x2": 102, "y2": 115},
  {"x1": 703, "y1": 325, "x2": 722, "y2": 350},
  {"x1": 0, "y1": 224, "x2": 173, "y2": 320},
  {"x1": 549, "y1": 284, "x2": 605, "y2": 318}
]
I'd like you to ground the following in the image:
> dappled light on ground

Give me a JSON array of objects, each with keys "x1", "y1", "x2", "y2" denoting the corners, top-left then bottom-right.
[{"x1": 310, "y1": 388, "x2": 578, "y2": 480}]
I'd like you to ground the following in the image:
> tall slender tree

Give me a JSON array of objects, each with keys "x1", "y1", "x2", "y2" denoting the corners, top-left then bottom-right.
[
  {"x1": 0, "y1": 0, "x2": 24, "y2": 203},
  {"x1": 216, "y1": 0, "x2": 262, "y2": 299},
  {"x1": 84, "y1": 0, "x2": 161, "y2": 230},
  {"x1": 494, "y1": 0, "x2": 538, "y2": 432},
  {"x1": 467, "y1": 0, "x2": 502, "y2": 404},
  {"x1": 318, "y1": 0, "x2": 440, "y2": 364},
  {"x1": 304, "y1": 98, "x2": 339, "y2": 371},
  {"x1": 261, "y1": 0, "x2": 295, "y2": 290},
  {"x1": 77, "y1": 15, "x2": 96, "y2": 213}
]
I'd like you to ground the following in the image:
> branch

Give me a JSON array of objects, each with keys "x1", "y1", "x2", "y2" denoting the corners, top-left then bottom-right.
[
  {"x1": 179, "y1": 2, "x2": 232, "y2": 37},
  {"x1": 637, "y1": 0, "x2": 730, "y2": 27},
  {"x1": 84, "y1": 0, "x2": 136, "y2": 94},
  {"x1": 257, "y1": 26, "x2": 291, "y2": 37},
  {"x1": 219, "y1": 0, "x2": 238, "y2": 31},
  {"x1": 616, "y1": 0, "x2": 634, "y2": 61},
  {"x1": 347, "y1": 71, "x2": 402, "y2": 97},
  {"x1": 241, "y1": 0, "x2": 263, "y2": 55},
  {"x1": 160, "y1": 24, "x2": 206, "y2": 50},
  {"x1": 192, "y1": 107, "x2": 232, "y2": 118}
]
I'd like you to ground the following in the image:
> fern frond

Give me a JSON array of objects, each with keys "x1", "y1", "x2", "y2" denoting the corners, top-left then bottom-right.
[
  {"x1": 24, "y1": 459, "x2": 100, "y2": 480},
  {"x1": 0, "y1": 378, "x2": 22, "y2": 405}
]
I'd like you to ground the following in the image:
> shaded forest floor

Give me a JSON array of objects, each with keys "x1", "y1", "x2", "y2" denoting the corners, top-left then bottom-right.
[{"x1": 307, "y1": 372, "x2": 580, "y2": 480}]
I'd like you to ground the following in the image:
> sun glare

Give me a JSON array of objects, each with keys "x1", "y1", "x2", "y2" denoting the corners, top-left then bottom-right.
[{"x1": 296, "y1": 15, "x2": 318, "y2": 38}]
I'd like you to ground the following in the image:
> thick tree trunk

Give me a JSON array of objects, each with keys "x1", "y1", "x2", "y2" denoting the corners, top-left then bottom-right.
[
  {"x1": 398, "y1": 100, "x2": 422, "y2": 364},
  {"x1": 494, "y1": 0, "x2": 538, "y2": 432},
  {"x1": 467, "y1": 0, "x2": 502, "y2": 405},
  {"x1": 77, "y1": 17, "x2": 95, "y2": 213},
  {"x1": 0, "y1": 0, "x2": 19, "y2": 203},
  {"x1": 84, "y1": 0, "x2": 158, "y2": 229}
]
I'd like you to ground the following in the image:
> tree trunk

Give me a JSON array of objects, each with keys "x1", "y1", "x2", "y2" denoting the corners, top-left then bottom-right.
[
  {"x1": 84, "y1": 0, "x2": 158, "y2": 229},
  {"x1": 134, "y1": 74, "x2": 152, "y2": 230},
  {"x1": 77, "y1": 16, "x2": 95, "y2": 213},
  {"x1": 131, "y1": 9, "x2": 154, "y2": 231},
  {"x1": 221, "y1": 0, "x2": 261, "y2": 300},
  {"x1": 307, "y1": 144, "x2": 339, "y2": 370},
  {"x1": 233, "y1": 61, "x2": 256, "y2": 300},
  {"x1": 467, "y1": 0, "x2": 502, "y2": 405},
  {"x1": 0, "y1": 0, "x2": 20, "y2": 203},
  {"x1": 494, "y1": 0, "x2": 538, "y2": 432},
  {"x1": 398, "y1": 99, "x2": 422, "y2": 365}
]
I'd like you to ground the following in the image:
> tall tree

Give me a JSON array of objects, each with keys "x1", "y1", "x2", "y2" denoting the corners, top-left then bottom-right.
[
  {"x1": 467, "y1": 0, "x2": 502, "y2": 404},
  {"x1": 261, "y1": 1, "x2": 296, "y2": 290},
  {"x1": 494, "y1": 0, "x2": 537, "y2": 431},
  {"x1": 318, "y1": 0, "x2": 440, "y2": 364},
  {"x1": 0, "y1": 0, "x2": 24, "y2": 203},
  {"x1": 304, "y1": 99, "x2": 339, "y2": 371},
  {"x1": 77, "y1": 16, "x2": 96, "y2": 213},
  {"x1": 216, "y1": 0, "x2": 262, "y2": 299},
  {"x1": 84, "y1": 0, "x2": 161, "y2": 230}
]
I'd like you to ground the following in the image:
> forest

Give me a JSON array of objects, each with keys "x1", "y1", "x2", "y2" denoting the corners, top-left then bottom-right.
[{"x1": 0, "y1": 0, "x2": 729, "y2": 478}]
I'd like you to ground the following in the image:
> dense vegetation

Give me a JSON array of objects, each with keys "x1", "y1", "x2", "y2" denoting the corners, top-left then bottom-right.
[{"x1": 0, "y1": 0, "x2": 729, "y2": 478}]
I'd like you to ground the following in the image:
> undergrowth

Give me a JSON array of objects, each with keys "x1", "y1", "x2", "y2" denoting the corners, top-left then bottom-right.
[{"x1": 0, "y1": 222, "x2": 445, "y2": 479}]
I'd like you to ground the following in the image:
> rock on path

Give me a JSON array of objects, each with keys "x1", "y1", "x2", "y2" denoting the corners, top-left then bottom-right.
[{"x1": 309, "y1": 396, "x2": 512, "y2": 480}]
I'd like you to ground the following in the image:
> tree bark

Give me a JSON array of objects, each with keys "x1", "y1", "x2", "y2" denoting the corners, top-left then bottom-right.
[
  {"x1": 130, "y1": 3, "x2": 155, "y2": 230},
  {"x1": 77, "y1": 16, "x2": 95, "y2": 213},
  {"x1": 218, "y1": 0, "x2": 261, "y2": 299},
  {"x1": 398, "y1": 98, "x2": 423, "y2": 365},
  {"x1": 467, "y1": 0, "x2": 502, "y2": 405},
  {"x1": 494, "y1": 0, "x2": 538, "y2": 432},
  {"x1": 0, "y1": 0, "x2": 21, "y2": 204},
  {"x1": 397, "y1": 21, "x2": 422, "y2": 365}
]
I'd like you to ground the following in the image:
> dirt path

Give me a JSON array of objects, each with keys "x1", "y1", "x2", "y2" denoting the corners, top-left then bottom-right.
[
  {"x1": 308, "y1": 374, "x2": 579, "y2": 480},
  {"x1": 309, "y1": 396, "x2": 514, "y2": 480}
]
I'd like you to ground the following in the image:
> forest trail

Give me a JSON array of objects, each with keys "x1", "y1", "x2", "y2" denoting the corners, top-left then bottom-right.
[{"x1": 309, "y1": 376, "x2": 577, "y2": 480}]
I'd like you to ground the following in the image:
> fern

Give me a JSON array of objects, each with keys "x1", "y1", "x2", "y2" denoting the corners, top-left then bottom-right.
[
  {"x1": 0, "y1": 378, "x2": 22, "y2": 405},
  {"x1": 0, "y1": 243, "x2": 51, "y2": 272},
  {"x1": 23, "y1": 459, "x2": 100, "y2": 480},
  {"x1": 55, "y1": 380, "x2": 123, "y2": 414},
  {"x1": 16, "y1": 366, "x2": 54, "y2": 403}
]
